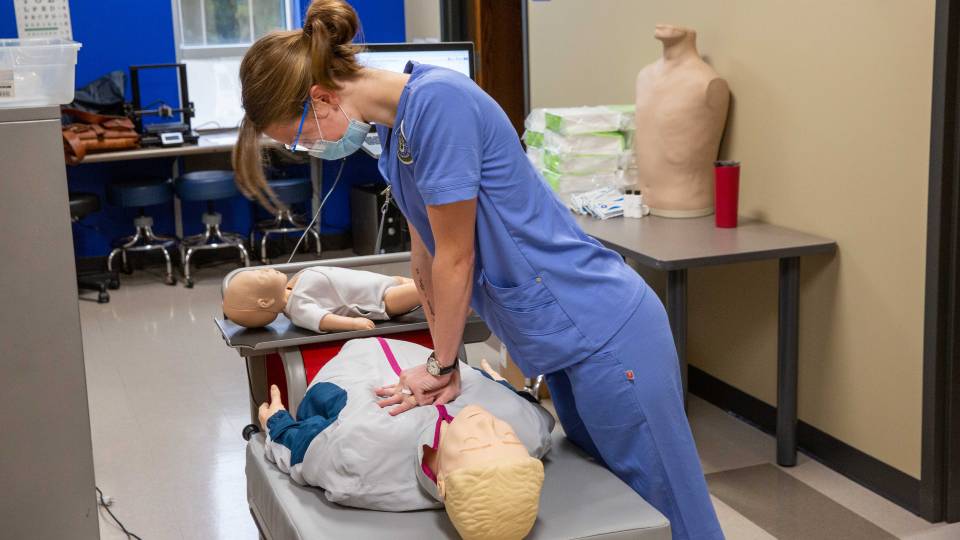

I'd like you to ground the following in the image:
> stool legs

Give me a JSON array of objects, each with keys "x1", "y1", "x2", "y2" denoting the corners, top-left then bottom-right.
[
  {"x1": 180, "y1": 212, "x2": 250, "y2": 288},
  {"x1": 254, "y1": 208, "x2": 320, "y2": 264},
  {"x1": 108, "y1": 216, "x2": 177, "y2": 285}
]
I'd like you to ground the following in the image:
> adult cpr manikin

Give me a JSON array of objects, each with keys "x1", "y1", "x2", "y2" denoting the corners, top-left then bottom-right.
[
  {"x1": 258, "y1": 337, "x2": 554, "y2": 540},
  {"x1": 634, "y1": 24, "x2": 730, "y2": 217},
  {"x1": 222, "y1": 267, "x2": 420, "y2": 332}
]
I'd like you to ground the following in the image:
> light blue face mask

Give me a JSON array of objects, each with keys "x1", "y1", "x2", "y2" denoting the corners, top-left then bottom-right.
[{"x1": 286, "y1": 100, "x2": 370, "y2": 160}]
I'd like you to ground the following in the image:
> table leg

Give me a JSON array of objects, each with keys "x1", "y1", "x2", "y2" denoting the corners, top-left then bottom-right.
[
  {"x1": 173, "y1": 158, "x2": 183, "y2": 240},
  {"x1": 778, "y1": 257, "x2": 800, "y2": 466},
  {"x1": 246, "y1": 354, "x2": 269, "y2": 425},
  {"x1": 667, "y1": 268, "x2": 688, "y2": 407}
]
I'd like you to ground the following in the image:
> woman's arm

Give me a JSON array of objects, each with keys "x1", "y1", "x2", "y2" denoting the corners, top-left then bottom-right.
[
  {"x1": 409, "y1": 225, "x2": 438, "y2": 332},
  {"x1": 376, "y1": 199, "x2": 476, "y2": 415},
  {"x1": 425, "y1": 198, "x2": 477, "y2": 368}
]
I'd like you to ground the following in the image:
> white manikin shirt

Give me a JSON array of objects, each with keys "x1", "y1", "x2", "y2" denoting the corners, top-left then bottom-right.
[
  {"x1": 263, "y1": 337, "x2": 555, "y2": 511},
  {"x1": 284, "y1": 267, "x2": 399, "y2": 331}
]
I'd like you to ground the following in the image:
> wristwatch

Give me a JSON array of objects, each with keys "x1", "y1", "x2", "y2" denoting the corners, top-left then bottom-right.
[{"x1": 426, "y1": 351, "x2": 459, "y2": 376}]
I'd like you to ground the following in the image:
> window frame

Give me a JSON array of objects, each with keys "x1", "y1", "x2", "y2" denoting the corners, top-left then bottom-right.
[{"x1": 171, "y1": 0, "x2": 297, "y2": 59}]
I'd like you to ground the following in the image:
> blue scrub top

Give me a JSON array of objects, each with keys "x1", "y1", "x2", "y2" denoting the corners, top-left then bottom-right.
[{"x1": 376, "y1": 62, "x2": 647, "y2": 376}]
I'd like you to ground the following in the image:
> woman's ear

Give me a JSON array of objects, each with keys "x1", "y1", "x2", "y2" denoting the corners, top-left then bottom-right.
[
  {"x1": 309, "y1": 84, "x2": 338, "y2": 106},
  {"x1": 437, "y1": 477, "x2": 446, "y2": 499}
]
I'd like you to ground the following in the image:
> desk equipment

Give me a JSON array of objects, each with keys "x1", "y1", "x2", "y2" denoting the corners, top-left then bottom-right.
[
  {"x1": 358, "y1": 42, "x2": 475, "y2": 79},
  {"x1": 216, "y1": 253, "x2": 671, "y2": 540},
  {"x1": 174, "y1": 171, "x2": 250, "y2": 288},
  {"x1": 355, "y1": 42, "x2": 474, "y2": 159},
  {"x1": 127, "y1": 63, "x2": 199, "y2": 147}
]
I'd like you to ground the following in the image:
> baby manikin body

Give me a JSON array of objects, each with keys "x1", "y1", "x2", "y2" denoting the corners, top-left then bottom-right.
[{"x1": 223, "y1": 267, "x2": 421, "y2": 332}]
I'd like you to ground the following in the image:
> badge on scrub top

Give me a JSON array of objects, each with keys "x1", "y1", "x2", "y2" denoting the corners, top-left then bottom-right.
[{"x1": 397, "y1": 120, "x2": 413, "y2": 165}]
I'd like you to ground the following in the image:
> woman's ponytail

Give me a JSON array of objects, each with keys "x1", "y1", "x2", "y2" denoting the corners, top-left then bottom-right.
[
  {"x1": 303, "y1": 0, "x2": 362, "y2": 88},
  {"x1": 232, "y1": 116, "x2": 278, "y2": 213}
]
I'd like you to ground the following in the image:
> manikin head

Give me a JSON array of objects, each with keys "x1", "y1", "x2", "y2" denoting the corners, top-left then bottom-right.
[
  {"x1": 654, "y1": 23, "x2": 696, "y2": 45},
  {"x1": 222, "y1": 268, "x2": 289, "y2": 328},
  {"x1": 430, "y1": 405, "x2": 545, "y2": 540}
]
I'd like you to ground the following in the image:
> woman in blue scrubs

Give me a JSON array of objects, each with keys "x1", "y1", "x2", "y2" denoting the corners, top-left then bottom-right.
[{"x1": 233, "y1": 1, "x2": 723, "y2": 538}]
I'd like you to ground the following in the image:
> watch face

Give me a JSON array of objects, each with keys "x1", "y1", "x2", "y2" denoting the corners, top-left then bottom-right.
[{"x1": 427, "y1": 355, "x2": 440, "y2": 376}]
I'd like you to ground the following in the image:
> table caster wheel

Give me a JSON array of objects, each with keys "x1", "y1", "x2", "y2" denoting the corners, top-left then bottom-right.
[
  {"x1": 97, "y1": 291, "x2": 110, "y2": 304},
  {"x1": 242, "y1": 424, "x2": 261, "y2": 441},
  {"x1": 122, "y1": 265, "x2": 133, "y2": 275},
  {"x1": 108, "y1": 276, "x2": 120, "y2": 290},
  {"x1": 164, "y1": 275, "x2": 176, "y2": 286},
  {"x1": 185, "y1": 278, "x2": 194, "y2": 288}
]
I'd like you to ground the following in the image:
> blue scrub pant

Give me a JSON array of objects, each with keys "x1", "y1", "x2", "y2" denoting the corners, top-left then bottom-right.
[{"x1": 545, "y1": 290, "x2": 724, "y2": 540}]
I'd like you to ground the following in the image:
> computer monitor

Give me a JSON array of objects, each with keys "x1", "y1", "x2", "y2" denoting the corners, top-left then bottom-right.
[
  {"x1": 357, "y1": 42, "x2": 475, "y2": 80},
  {"x1": 186, "y1": 42, "x2": 475, "y2": 132}
]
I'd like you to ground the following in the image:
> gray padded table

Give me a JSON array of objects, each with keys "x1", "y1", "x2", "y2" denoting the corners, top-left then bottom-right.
[
  {"x1": 575, "y1": 215, "x2": 837, "y2": 467},
  {"x1": 246, "y1": 432, "x2": 671, "y2": 540}
]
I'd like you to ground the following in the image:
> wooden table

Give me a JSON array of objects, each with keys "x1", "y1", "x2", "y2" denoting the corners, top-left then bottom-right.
[{"x1": 575, "y1": 214, "x2": 837, "y2": 466}]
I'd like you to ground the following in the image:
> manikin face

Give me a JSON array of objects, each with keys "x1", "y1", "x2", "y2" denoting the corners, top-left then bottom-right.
[
  {"x1": 654, "y1": 24, "x2": 688, "y2": 42},
  {"x1": 436, "y1": 405, "x2": 529, "y2": 492}
]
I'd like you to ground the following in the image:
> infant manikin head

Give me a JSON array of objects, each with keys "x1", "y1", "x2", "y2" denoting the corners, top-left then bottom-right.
[
  {"x1": 222, "y1": 268, "x2": 288, "y2": 328},
  {"x1": 435, "y1": 405, "x2": 545, "y2": 540}
]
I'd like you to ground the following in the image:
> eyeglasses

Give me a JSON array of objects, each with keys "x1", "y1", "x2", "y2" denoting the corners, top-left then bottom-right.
[{"x1": 283, "y1": 101, "x2": 312, "y2": 153}]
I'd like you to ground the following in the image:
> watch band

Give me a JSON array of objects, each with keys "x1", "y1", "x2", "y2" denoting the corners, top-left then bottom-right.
[{"x1": 428, "y1": 352, "x2": 459, "y2": 376}]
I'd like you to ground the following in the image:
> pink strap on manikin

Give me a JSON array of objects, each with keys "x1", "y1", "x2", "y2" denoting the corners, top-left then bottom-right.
[
  {"x1": 422, "y1": 404, "x2": 455, "y2": 483},
  {"x1": 375, "y1": 337, "x2": 455, "y2": 484},
  {"x1": 376, "y1": 337, "x2": 403, "y2": 376}
]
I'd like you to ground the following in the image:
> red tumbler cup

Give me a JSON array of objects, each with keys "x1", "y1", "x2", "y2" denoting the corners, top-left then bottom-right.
[{"x1": 714, "y1": 160, "x2": 740, "y2": 228}]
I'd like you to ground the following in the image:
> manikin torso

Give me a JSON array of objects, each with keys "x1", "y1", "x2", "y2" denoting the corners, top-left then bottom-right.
[
  {"x1": 635, "y1": 24, "x2": 730, "y2": 217},
  {"x1": 262, "y1": 338, "x2": 554, "y2": 511}
]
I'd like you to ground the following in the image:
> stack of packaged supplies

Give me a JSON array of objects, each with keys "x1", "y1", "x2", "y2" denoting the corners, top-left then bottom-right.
[{"x1": 524, "y1": 106, "x2": 637, "y2": 206}]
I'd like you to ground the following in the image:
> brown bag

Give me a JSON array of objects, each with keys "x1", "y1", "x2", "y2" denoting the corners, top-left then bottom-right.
[{"x1": 62, "y1": 107, "x2": 140, "y2": 165}]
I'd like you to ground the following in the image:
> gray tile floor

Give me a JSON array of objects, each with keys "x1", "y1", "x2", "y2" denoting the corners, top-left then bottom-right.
[{"x1": 80, "y1": 258, "x2": 960, "y2": 539}]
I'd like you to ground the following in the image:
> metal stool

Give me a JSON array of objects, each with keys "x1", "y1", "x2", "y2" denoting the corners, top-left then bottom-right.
[
  {"x1": 251, "y1": 177, "x2": 320, "y2": 264},
  {"x1": 70, "y1": 192, "x2": 119, "y2": 303},
  {"x1": 106, "y1": 179, "x2": 177, "y2": 285},
  {"x1": 175, "y1": 170, "x2": 250, "y2": 288}
]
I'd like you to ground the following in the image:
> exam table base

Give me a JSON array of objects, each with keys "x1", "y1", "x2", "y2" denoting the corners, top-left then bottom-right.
[{"x1": 245, "y1": 431, "x2": 671, "y2": 540}]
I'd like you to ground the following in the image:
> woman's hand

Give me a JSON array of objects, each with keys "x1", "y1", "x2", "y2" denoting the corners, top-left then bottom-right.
[{"x1": 375, "y1": 365, "x2": 462, "y2": 416}]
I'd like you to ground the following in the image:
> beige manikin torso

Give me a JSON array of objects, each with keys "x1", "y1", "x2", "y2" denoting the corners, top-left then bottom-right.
[{"x1": 635, "y1": 26, "x2": 730, "y2": 218}]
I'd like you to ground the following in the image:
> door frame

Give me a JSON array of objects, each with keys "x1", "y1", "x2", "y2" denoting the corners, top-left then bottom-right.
[{"x1": 921, "y1": 0, "x2": 960, "y2": 524}]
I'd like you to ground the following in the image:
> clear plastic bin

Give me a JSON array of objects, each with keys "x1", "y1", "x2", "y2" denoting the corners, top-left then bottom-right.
[{"x1": 0, "y1": 38, "x2": 82, "y2": 109}]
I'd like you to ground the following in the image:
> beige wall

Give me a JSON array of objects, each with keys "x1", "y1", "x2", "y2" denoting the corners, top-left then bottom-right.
[
  {"x1": 529, "y1": 0, "x2": 935, "y2": 478},
  {"x1": 404, "y1": 0, "x2": 441, "y2": 42}
]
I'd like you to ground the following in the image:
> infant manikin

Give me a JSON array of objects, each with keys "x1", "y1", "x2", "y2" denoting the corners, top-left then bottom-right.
[
  {"x1": 222, "y1": 267, "x2": 421, "y2": 332},
  {"x1": 257, "y1": 337, "x2": 552, "y2": 540}
]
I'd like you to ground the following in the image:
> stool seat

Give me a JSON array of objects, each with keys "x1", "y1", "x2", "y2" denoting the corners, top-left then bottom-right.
[
  {"x1": 268, "y1": 177, "x2": 313, "y2": 205},
  {"x1": 107, "y1": 179, "x2": 173, "y2": 208},
  {"x1": 69, "y1": 192, "x2": 100, "y2": 220},
  {"x1": 175, "y1": 170, "x2": 238, "y2": 202}
]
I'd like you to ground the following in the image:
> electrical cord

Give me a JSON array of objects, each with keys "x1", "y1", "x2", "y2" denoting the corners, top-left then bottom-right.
[
  {"x1": 285, "y1": 157, "x2": 347, "y2": 264},
  {"x1": 96, "y1": 486, "x2": 143, "y2": 540}
]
